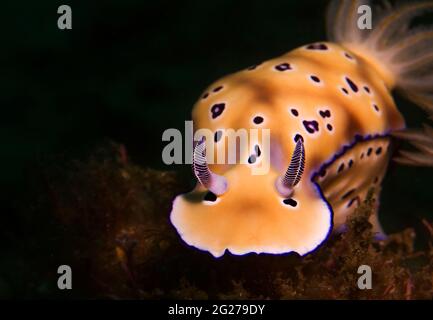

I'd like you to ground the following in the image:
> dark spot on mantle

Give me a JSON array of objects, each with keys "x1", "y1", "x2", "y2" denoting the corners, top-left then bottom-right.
[
  {"x1": 345, "y1": 77, "x2": 358, "y2": 92},
  {"x1": 344, "y1": 52, "x2": 354, "y2": 60},
  {"x1": 213, "y1": 86, "x2": 223, "y2": 92},
  {"x1": 214, "y1": 130, "x2": 222, "y2": 142},
  {"x1": 283, "y1": 198, "x2": 298, "y2": 207},
  {"x1": 303, "y1": 120, "x2": 319, "y2": 134},
  {"x1": 306, "y1": 43, "x2": 328, "y2": 50},
  {"x1": 211, "y1": 103, "x2": 225, "y2": 119},
  {"x1": 255, "y1": 145, "x2": 261, "y2": 157},
  {"x1": 319, "y1": 110, "x2": 331, "y2": 118},
  {"x1": 310, "y1": 75, "x2": 321, "y2": 83},
  {"x1": 204, "y1": 192, "x2": 217, "y2": 202},
  {"x1": 376, "y1": 147, "x2": 382, "y2": 155},
  {"x1": 247, "y1": 63, "x2": 261, "y2": 70},
  {"x1": 342, "y1": 189, "x2": 356, "y2": 200},
  {"x1": 253, "y1": 116, "x2": 264, "y2": 124},
  {"x1": 347, "y1": 197, "x2": 360, "y2": 208},
  {"x1": 275, "y1": 63, "x2": 292, "y2": 71}
]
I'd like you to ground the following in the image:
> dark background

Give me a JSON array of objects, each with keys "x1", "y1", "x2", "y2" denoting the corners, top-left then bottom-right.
[{"x1": 0, "y1": 0, "x2": 432, "y2": 298}]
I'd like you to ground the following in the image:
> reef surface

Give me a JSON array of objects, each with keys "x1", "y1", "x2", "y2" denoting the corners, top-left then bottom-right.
[{"x1": 12, "y1": 142, "x2": 433, "y2": 299}]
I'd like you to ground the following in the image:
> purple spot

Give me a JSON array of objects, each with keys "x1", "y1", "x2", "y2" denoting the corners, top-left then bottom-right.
[
  {"x1": 347, "y1": 197, "x2": 360, "y2": 208},
  {"x1": 327, "y1": 124, "x2": 333, "y2": 131},
  {"x1": 342, "y1": 189, "x2": 356, "y2": 200},
  {"x1": 253, "y1": 116, "x2": 264, "y2": 124},
  {"x1": 344, "y1": 52, "x2": 354, "y2": 60},
  {"x1": 214, "y1": 130, "x2": 222, "y2": 142},
  {"x1": 283, "y1": 198, "x2": 298, "y2": 207},
  {"x1": 247, "y1": 63, "x2": 260, "y2": 70},
  {"x1": 204, "y1": 192, "x2": 217, "y2": 202},
  {"x1": 319, "y1": 110, "x2": 331, "y2": 118},
  {"x1": 373, "y1": 104, "x2": 380, "y2": 112},
  {"x1": 202, "y1": 93, "x2": 209, "y2": 99},
  {"x1": 310, "y1": 75, "x2": 321, "y2": 83},
  {"x1": 367, "y1": 148, "x2": 373, "y2": 156},
  {"x1": 376, "y1": 147, "x2": 382, "y2": 155},
  {"x1": 211, "y1": 103, "x2": 226, "y2": 119},
  {"x1": 291, "y1": 109, "x2": 299, "y2": 117},
  {"x1": 348, "y1": 159, "x2": 354, "y2": 168},
  {"x1": 213, "y1": 86, "x2": 223, "y2": 92},
  {"x1": 338, "y1": 163, "x2": 345, "y2": 173},
  {"x1": 345, "y1": 77, "x2": 358, "y2": 92},
  {"x1": 364, "y1": 86, "x2": 371, "y2": 94},
  {"x1": 248, "y1": 154, "x2": 256, "y2": 164},
  {"x1": 275, "y1": 63, "x2": 292, "y2": 71},
  {"x1": 306, "y1": 43, "x2": 328, "y2": 50},
  {"x1": 341, "y1": 87, "x2": 349, "y2": 95},
  {"x1": 255, "y1": 145, "x2": 261, "y2": 157},
  {"x1": 303, "y1": 120, "x2": 319, "y2": 134}
]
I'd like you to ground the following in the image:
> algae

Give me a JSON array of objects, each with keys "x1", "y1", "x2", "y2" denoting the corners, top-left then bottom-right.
[{"x1": 35, "y1": 142, "x2": 433, "y2": 299}]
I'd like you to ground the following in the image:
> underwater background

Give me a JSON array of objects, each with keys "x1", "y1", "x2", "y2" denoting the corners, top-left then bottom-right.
[{"x1": 1, "y1": 0, "x2": 433, "y2": 298}]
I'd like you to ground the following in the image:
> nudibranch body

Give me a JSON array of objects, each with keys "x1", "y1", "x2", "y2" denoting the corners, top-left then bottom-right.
[{"x1": 170, "y1": 0, "x2": 433, "y2": 257}]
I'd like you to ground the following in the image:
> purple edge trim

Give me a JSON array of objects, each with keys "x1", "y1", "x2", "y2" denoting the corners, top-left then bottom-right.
[
  {"x1": 304, "y1": 131, "x2": 392, "y2": 257},
  {"x1": 170, "y1": 131, "x2": 393, "y2": 258}
]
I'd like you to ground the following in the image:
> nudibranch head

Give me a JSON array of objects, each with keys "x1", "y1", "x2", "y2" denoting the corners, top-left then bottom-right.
[
  {"x1": 170, "y1": 125, "x2": 333, "y2": 258},
  {"x1": 171, "y1": 175, "x2": 332, "y2": 258}
]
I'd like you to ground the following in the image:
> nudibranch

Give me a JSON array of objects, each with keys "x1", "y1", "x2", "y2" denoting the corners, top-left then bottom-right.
[{"x1": 170, "y1": 0, "x2": 433, "y2": 257}]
